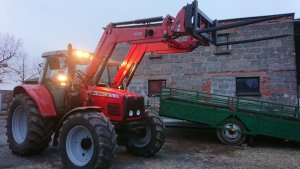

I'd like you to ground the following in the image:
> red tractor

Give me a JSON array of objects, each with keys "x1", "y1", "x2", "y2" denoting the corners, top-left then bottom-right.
[
  {"x1": 6, "y1": 0, "x2": 289, "y2": 169},
  {"x1": 6, "y1": 47, "x2": 165, "y2": 168}
]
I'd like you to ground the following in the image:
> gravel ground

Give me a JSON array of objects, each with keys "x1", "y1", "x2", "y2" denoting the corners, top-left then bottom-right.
[{"x1": 0, "y1": 116, "x2": 300, "y2": 169}]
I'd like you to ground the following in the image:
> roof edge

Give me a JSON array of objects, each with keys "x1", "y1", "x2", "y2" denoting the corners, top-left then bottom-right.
[{"x1": 219, "y1": 13, "x2": 295, "y2": 22}]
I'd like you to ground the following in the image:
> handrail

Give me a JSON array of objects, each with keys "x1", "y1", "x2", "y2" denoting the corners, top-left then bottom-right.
[{"x1": 160, "y1": 87, "x2": 300, "y2": 121}]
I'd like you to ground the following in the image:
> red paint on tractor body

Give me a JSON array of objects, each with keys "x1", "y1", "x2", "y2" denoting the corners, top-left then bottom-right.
[
  {"x1": 14, "y1": 84, "x2": 57, "y2": 117},
  {"x1": 81, "y1": 86, "x2": 142, "y2": 122}
]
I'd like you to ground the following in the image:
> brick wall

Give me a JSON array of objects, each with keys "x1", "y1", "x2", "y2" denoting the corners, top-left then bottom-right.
[{"x1": 112, "y1": 14, "x2": 297, "y2": 106}]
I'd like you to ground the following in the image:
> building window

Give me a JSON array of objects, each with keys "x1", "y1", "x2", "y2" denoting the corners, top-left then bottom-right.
[
  {"x1": 148, "y1": 80, "x2": 166, "y2": 96},
  {"x1": 236, "y1": 77, "x2": 260, "y2": 96},
  {"x1": 215, "y1": 33, "x2": 231, "y2": 55}
]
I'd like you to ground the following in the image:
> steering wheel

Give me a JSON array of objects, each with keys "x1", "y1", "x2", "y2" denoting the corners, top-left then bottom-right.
[{"x1": 74, "y1": 70, "x2": 86, "y2": 81}]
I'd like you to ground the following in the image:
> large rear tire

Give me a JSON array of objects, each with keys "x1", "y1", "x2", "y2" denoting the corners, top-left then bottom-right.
[
  {"x1": 217, "y1": 118, "x2": 247, "y2": 146},
  {"x1": 59, "y1": 111, "x2": 117, "y2": 169},
  {"x1": 6, "y1": 93, "x2": 54, "y2": 155},
  {"x1": 126, "y1": 111, "x2": 165, "y2": 157}
]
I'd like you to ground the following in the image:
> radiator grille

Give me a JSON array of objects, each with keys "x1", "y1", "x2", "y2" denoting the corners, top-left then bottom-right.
[{"x1": 107, "y1": 103, "x2": 121, "y2": 116}]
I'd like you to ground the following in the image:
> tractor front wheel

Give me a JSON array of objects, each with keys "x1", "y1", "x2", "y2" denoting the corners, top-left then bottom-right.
[
  {"x1": 126, "y1": 111, "x2": 165, "y2": 157},
  {"x1": 217, "y1": 118, "x2": 247, "y2": 146},
  {"x1": 59, "y1": 111, "x2": 117, "y2": 169},
  {"x1": 6, "y1": 93, "x2": 54, "y2": 155}
]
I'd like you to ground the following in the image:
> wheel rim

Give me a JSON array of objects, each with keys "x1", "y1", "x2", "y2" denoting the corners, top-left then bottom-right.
[
  {"x1": 222, "y1": 123, "x2": 242, "y2": 140},
  {"x1": 66, "y1": 125, "x2": 94, "y2": 166},
  {"x1": 12, "y1": 105, "x2": 28, "y2": 144},
  {"x1": 132, "y1": 123, "x2": 151, "y2": 148}
]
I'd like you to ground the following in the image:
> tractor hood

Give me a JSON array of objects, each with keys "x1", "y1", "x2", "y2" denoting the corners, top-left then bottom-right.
[{"x1": 89, "y1": 86, "x2": 141, "y2": 99}]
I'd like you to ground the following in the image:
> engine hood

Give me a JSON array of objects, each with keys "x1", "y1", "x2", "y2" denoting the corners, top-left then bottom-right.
[{"x1": 89, "y1": 86, "x2": 141, "y2": 99}]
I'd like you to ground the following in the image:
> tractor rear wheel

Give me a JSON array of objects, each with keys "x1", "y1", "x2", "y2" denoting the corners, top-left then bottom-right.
[
  {"x1": 59, "y1": 111, "x2": 117, "y2": 169},
  {"x1": 126, "y1": 111, "x2": 165, "y2": 157},
  {"x1": 217, "y1": 118, "x2": 247, "y2": 146},
  {"x1": 6, "y1": 93, "x2": 54, "y2": 155}
]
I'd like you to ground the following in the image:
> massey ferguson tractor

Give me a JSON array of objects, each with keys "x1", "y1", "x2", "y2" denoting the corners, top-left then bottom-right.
[{"x1": 6, "y1": 0, "x2": 289, "y2": 169}]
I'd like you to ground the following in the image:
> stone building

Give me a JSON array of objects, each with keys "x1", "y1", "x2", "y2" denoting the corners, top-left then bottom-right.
[
  {"x1": 0, "y1": 81, "x2": 17, "y2": 111},
  {"x1": 112, "y1": 13, "x2": 299, "y2": 107}
]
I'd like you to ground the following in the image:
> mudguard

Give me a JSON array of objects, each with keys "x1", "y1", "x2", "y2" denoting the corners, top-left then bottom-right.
[
  {"x1": 57, "y1": 106, "x2": 103, "y2": 129},
  {"x1": 52, "y1": 106, "x2": 103, "y2": 146},
  {"x1": 13, "y1": 84, "x2": 57, "y2": 117}
]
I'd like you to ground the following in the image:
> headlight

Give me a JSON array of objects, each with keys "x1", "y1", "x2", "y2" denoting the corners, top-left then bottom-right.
[
  {"x1": 129, "y1": 110, "x2": 134, "y2": 117},
  {"x1": 136, "y1": 110, "x2": 141, "y2": 116},
  {"x1": 57, "y1": 74, "x2": 67, "y2": 86},
  {"x1": 57, "y1": 74, "x2": 67, "y2": 81}
]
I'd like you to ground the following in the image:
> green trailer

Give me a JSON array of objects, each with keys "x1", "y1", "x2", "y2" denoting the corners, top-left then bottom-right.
[{"x1": 159, "y1": 87, "x2": 300, "y2": 145}]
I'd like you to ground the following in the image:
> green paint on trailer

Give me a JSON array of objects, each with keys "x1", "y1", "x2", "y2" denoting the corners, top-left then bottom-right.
[{"x1": 159, "y1": 87, "x2": 300, "y2": 142}]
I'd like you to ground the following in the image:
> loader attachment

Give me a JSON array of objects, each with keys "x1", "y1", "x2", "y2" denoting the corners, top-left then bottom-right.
[
  {"x1": 85, "y1": 0, "x2": 292, "y2": 87},
  {"x1": 185, "y1": 0, "x2": 291, "y2": 46}
]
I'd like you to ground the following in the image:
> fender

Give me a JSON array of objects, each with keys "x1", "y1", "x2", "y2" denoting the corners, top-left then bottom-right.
[
  {"x1": 57, "y1": 106, "x2": 103, "y2": 129},
  {"x1": 52, "y1": 106, "x2": 103, "y2": 146},
  {"x1": 13, "y1": 84, "x2": 57, "y2": 117}
]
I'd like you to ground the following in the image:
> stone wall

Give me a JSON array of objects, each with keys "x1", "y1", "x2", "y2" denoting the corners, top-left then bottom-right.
[
  {"x1": 112, "y1": 14, "x2": 297, "y2": 106},
  {"x1": 0, "y1": 90, "x2": 13, "y2": 111}
]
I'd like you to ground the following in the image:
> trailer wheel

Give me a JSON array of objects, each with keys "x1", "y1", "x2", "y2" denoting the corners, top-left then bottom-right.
[
  {"x1": 59, "y1": 111, "x2": 117, "y2": 169},
  {"x1": 217, "y1": 118, "x2": 247, "y2": 146},
  {"x1": 126, "y1": 111, "x2": 165, "y2": 157},
  {"x1": 6, "y1": 93, "x2": 54, "y2": 155}
]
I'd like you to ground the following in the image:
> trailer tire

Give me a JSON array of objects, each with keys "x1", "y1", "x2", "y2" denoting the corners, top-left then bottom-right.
[
  {"x1": 59, "y1": 111, "x2": 117, "y2": 169},
  {"x1": 6, "y1": 93, "x2": 54, "y2": 155},
  {"x1": 126, "y1": 111, "x2": 165, "y2": 157},
  {"x1": 217, "y1": 118, "x2": 247, "y2": 146}
]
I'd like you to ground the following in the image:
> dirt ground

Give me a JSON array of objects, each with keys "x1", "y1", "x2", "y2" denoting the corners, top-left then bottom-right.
[{"x1": 0, "y1": 116, "x2": 300, "y2": 169}]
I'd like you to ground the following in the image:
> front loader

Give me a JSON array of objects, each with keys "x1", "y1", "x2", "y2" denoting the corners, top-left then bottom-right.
[{"x1": 6, "y1": 0, "x2": 290, "y2": 169}]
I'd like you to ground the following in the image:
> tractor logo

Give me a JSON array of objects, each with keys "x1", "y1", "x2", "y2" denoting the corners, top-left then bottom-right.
[{"x1": 133, "y1": 32, "x2": 142, "y2": 36}]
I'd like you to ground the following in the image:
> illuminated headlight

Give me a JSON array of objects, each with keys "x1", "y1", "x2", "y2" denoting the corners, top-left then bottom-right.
[
  {"x1": 57, "y1": 74, "x2": 67, "y2": 86},
  {"x1": 129, "y1": 110, "x2": 134, "y2": 117},
  {"x1": 136, "y1": 110, "x2": 141, "y2": 116},
  {"x1": 57, "y1": 74, "x2": 67, "y2": 81}
]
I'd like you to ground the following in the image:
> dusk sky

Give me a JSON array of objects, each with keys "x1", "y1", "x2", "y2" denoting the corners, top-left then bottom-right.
[{"x1": 0, "y1": 0, "x2": 299, "y2": 63}]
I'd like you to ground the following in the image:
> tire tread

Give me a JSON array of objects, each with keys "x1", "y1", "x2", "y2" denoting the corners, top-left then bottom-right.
[{"x1": 6, "y1": 93, "x2": 54, "y2": 156}]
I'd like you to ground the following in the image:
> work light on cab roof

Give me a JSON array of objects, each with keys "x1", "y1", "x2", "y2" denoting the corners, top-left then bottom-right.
[{"x1": 74, "y1": 50, "x2": 92, "y2": 59}]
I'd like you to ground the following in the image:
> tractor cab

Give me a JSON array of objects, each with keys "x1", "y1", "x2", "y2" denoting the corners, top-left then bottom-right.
[
  {"x1": 38, "y1": 49, "x2": 87, "y2": 113},
  {"x1": 38, "y1": 47, "x2": 121, "y2": 114}
]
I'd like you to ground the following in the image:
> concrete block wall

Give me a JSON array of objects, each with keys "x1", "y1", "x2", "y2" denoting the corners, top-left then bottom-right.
[{"x1": 112, "y1": 14, "x2": 297, "y2": 106}]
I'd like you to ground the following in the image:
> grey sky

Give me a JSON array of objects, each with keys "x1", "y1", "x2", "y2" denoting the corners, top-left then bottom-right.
[{"x1": 0, "y1": 0, "x2": 299, "y2": 62}]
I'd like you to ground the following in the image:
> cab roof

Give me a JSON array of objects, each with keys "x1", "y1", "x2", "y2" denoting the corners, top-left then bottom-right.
[
  {"x1": 41, "y1": 50, "x2": 121, "y2": 65},
  {"x1": 41, "y1": 50, "x2": 69, "y2": 58}
]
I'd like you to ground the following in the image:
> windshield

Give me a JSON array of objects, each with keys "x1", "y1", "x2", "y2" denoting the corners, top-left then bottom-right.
[
  {"x1": 43, "y1": 56, "x2": 89, "y2": 82},
  {"x1": 99, "y1": 64, "x2": 119, "y2": 86},
  {"x1": 44, "y1": 56, "x2": 68, "y2": 81},
  {"x1": 42, "y1": 55, "x2": 119, "y2": 87},
  {"x1": 76, "y1": 64, "x2": 88, "y2": 72}
]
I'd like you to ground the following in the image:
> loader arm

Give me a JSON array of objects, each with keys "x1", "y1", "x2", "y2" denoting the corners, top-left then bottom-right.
[
  {"x1": 111, "y1": 42, "x2": 194, "y2": 88},
  {"x1": 84, "y1": 1, "x2": 211, "y2": 85},
  {"x1": 84, "y1": 0, "x2": 290, "y2": 89}
]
